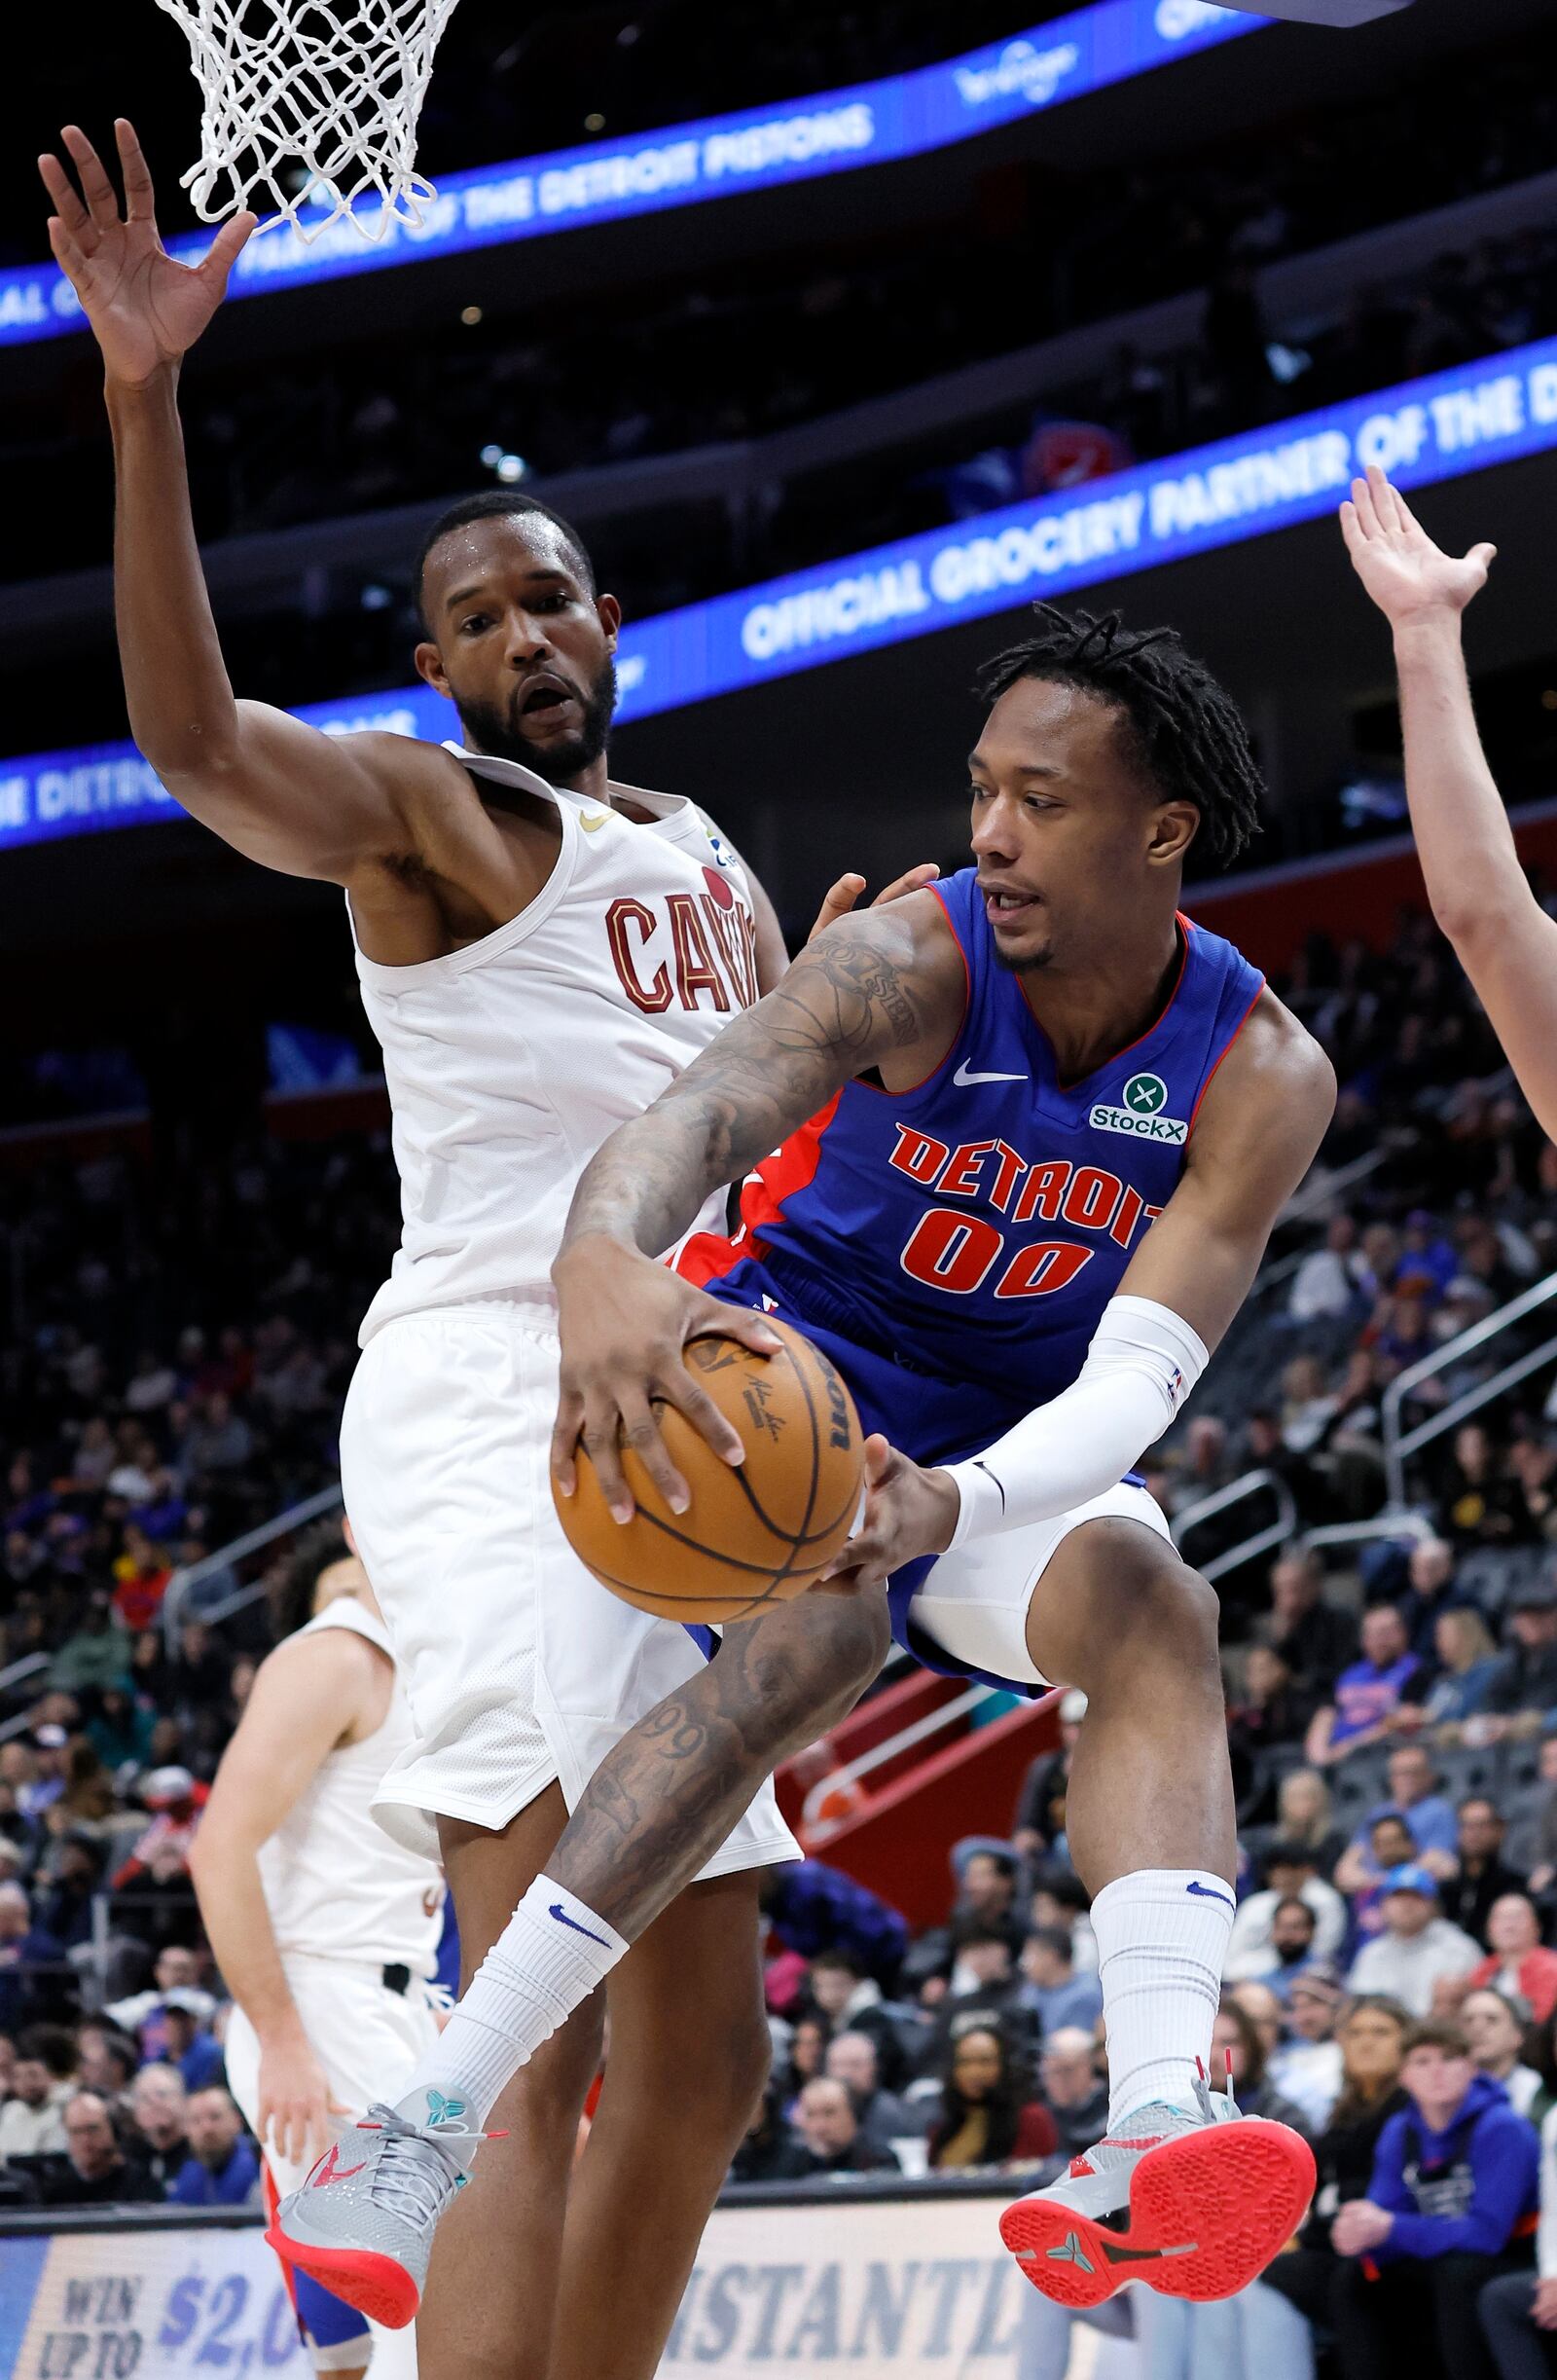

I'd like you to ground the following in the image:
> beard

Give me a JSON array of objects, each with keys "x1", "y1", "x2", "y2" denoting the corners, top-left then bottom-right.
[
  {"x1": 992, "y1": 936, "x2": 1054, "y2": 977},
  {"x1": 455, "y1": 656, "x2": 618, "y2": 786}
]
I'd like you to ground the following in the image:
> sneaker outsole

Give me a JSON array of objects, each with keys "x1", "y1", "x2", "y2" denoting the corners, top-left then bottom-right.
[
  {"x1": 1000, "y1": 2121, "x2": 1317, "y2": 2309},
  {"x1": 265, "y1": 2228, "x2": 419, "y2": 2330}
]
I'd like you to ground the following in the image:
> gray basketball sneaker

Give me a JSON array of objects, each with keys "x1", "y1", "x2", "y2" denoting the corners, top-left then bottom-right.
[
  {"x1": 999, "y1": 2068, "x2": 1316, "y2": 2309},
  {"x1": 267, "y1": 2088, "x2": 490, "y2": 2329}
]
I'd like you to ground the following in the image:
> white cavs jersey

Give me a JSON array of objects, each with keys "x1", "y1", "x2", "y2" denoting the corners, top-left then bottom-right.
[
  {"x1": 353, "y1": 746, "x2": 760, "y2": 1343},
  {"x1": 257, "y1": 1598, "x2": 443, "y2": 1972},
  {"x1": 338, "y1": 741, "x2": 800, "y2": 1882}
]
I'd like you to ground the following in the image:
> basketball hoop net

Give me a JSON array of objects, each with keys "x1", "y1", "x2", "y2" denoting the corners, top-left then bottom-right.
[{"x1": 153, "y1": 0, "x2": 463, "y2": 242}]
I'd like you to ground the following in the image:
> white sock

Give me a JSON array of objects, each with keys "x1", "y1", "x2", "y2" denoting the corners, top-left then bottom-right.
[
  {"x1": 1091, "y1": 1869, "x2": 1233, "y2": 2132},
  {"x1": 399, "y1": 1876, "x2": 628, "y2": 2135}
]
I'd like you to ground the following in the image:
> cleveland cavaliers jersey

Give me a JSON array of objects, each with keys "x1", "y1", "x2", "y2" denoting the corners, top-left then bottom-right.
[
  {"x1": 353, "y1": 745, "x2": 760, "y2": 1342},
  {"x1": 257, "y1": 1600, "x2": 444, "y2": 1973},
  {"x1": 681, "y1": 868, "x2": 1263, "y2": 1450}
]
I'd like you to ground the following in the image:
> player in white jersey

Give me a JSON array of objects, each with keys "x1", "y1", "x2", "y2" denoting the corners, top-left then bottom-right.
[
  {"x1": 46, "y1": 124, "x2": 925, "y2": 2380},
  {"x1": 192, "y1": 1524, "x2": 444, "y2": 2380}
]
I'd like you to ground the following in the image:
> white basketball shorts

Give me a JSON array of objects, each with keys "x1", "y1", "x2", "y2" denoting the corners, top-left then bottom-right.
[
  {"x1": 908, "y1": 1480, "x2": 1174, "y2": 1687},
  {"x1": 340, "y1": 1296, "x2": 800, "y2": 1876}
]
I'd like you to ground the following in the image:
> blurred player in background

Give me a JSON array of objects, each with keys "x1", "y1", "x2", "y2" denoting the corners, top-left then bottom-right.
[
  {"x1": 1342, "y1": 465, "x2": 1557, "y2": 1137},
  {"x1": 42, "y1": 118, "x2": 927, "y2": 2380},
  {"x1": 192, "y1": 1521, "x2": 444, "y2": 2380}
]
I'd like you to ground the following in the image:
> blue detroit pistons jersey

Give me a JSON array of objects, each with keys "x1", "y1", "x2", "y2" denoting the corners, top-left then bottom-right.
[{"x1": 681, "y1": 867, "x2": 1263, "y2": 1460}]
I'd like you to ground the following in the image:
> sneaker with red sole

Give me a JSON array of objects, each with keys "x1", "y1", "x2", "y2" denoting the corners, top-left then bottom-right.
[
  {"x1": 267, "y1": 2090, "x2": 490, "y2": 2330},
  {"x1": 999, "y1": 2071, "x2": 1316, "y2": 2309}
]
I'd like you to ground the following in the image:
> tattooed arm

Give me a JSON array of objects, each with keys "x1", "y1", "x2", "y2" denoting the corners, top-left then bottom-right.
[{"x1": 551, "y1": 891, "x2": 963, "y2": 1521}]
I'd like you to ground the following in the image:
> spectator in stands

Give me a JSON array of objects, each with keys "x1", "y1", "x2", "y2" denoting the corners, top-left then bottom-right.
[
  {"x1": 1269, "y1": 1549, "x2": 1358, "y2": 1696},
  {"x1": 1394, "y1": 1536, "x2": 1477, "y2": 1669},
  {"x1": 159, "y1": 1988, "x2": 224, "y2": 2093},
  {"x1": 34, "y1": 1835, "x2": 105, "y2": 1955},
  {"x1": 1479, "y1": 2105, "x2": 1557, "y2": 2380},
  {"x1": 1331, "y1": 2018, "x2": 1539, "y2": 2380},
  {"x1": 1463, "y1": 1989, "x2": 1544, "y2": 2120},
  {"x1": 1228, "y1": 1647, "x2": 1317, "y2": 1802},
  {"x1": 0, "y1": 2025, "x2": 75, "y2": 2156},
  {"x1": 1417, "y1": 1611, "x2": 1504, "y2": 1737},
  {"x1": 1338, "y1": 1812, "x2": 1432, "y2": 1943},
  {"x1": 1506, "y1": 1730, "x2": 1557, "y2": 1890},
  {"x1": 74, "y1": 2023, "x2": 136, "y2": 2098},
  {"x1": 933, "y1": 1845, "x2": 1028, "y2": 1963},
  {"x1": 107, "y1": 1943, "x2": 215, "y2": 2051},
  {"x1": 926, "y1": 2025, "x2": 1054, "y2": 2172},
  {"x1": 168, "y1": 2085, "x2": 260, "y2": 2207},
  {"x1": 823, "y1": 2032, "x2": 914, "y2": 2157},
  {"x1": 1440, "y1": 1424, "x2": 1540, "y2": 1555},
  {"x1": 1017, "y1": 1925, "x2": 1104, "y2": 2038},
  {"x1": 126, "y1": 2062, "x2": 188, "y2": 2192},
  {"x1": 1349, "y1": 1865, "x2": 1483, "y2": 2016},
  {"x1": 789, "y1": 2076, "x2": 900, "y2": 2178},
  {"x1": 1215, "y1": 1996, "x2": 1313, "y2": 2135},
  {"x1": 758, "y1": 1860, "x2": 908, "y2": 1987},
  {"x1": 1027, "y1": 1869, "x2": 1097, "y2": 1973},
  {"x1": 1288, "y1": 1212, "x2": 1369, "y2": 1322},
  {"x1": 1383, "y1": 1745, "x2": 1461, "y2": 1859},
  {"x1": 20, "y1": 1727, "x2": 68, "y2": 1821},
  {"x1": 1227, "y1": 1841, "x2": 1348, "y2": 1981},
  {"x1": 1443, "y1": 1800, "x2": 1530, "y2": 1947},
  {"x1": 1262, "y1": 1996, "x2": 1412, "y2": 2343},
  {"x1": 1268, "y1": 1964, "x2": 1348, "y2": 2131},
  {"x1": 49, "y1": 1589, "x2": 130, "y2": 1698},
  {"x1": 1036, "y1": 2027, "x2": 1110, "y2": 2158},
  {"x1": 803, "y1": 1950, "x2": 910, "y2": 2091},
  {"x1": 778, "y1": 2012, "x2": 830, "y2": 2119},
  {"x1": 1451, "y1": 1897, "x2": 1557, "y2": 2027},
  {"x1": 0, "y1": 1881, "x2": 66, "y2": 2033},
  {"x1": 1484, "y1": 1584, "x2": 1557, "y2": 1742},
  {"x1": 1306, "y1": 1604, "x2": 1425, "y2": 1767},
  {"x1": 1231, "y1": 1978, "x2": 1288, "y2": 2072},
  {"x1": 1275, "y1": 1768, "x2": 1349, "y2": 1876},
  {"x1": 729, "y1": 2082, "x2": 806, "y2": 2183},
  {"x1": 39, "y1": 2089, "x2": 161, "y2": 2208},
  {"x1": 1013, "y1": 1695, "x2": 1087, "y2": 1863}
]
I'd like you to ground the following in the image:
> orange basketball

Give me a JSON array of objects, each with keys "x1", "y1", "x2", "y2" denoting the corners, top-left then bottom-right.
[{"x1": 554, "y1": 1318, "x2": 865, "y2": 1625}]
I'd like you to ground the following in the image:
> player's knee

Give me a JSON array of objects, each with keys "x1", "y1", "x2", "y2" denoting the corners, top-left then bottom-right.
[
  {"x1": 796, "y1": 1589, "x2": 891, "y2": 1736},
  {"x1": 1074, "y1": 1535, "x2": 1218, "y2": 1689}
]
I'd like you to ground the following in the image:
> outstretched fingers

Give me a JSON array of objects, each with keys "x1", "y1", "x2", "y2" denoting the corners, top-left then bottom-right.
[
  {"x1": 61, "y1": 125, "x2": 123, "y2": 232},
  {"x1": 200, "y1": 210, "x2": 258, "y2": 295},
  {"x1": 38, "y1": 148, "x2": 92, "y2": 242},
  {"x1": 115, "y1": 120, "x2": 157, "y2": 222}
]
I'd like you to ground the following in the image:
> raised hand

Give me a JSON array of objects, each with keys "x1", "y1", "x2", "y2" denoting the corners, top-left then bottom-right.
[
  {"x1": 1340, "y1": 462, "x2": 1496, "y2": 628},
  {"x1": 807, "y1": 861, "x2": 940, "y2": 945},
  {"x1": 39, "y1": 120, "x2": 254, "y2": 387}
]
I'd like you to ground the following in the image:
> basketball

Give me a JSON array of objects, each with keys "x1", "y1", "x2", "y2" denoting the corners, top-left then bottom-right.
[{"x1": 554, "y1": 1319, "x2": 866, "y2": 1625}]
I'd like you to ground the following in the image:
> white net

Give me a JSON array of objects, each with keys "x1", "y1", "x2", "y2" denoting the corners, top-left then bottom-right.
[{"x1": 153, "y1": 0, "x2": 463, "y2": 242}]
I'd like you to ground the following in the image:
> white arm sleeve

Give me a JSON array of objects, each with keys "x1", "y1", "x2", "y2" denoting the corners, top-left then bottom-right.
[{"x1": 942, "y1": 1295, "x2": 1208, "y2": 1548}]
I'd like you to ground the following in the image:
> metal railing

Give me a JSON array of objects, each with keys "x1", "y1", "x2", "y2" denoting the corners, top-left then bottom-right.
[
  {"x1": 1170, "y1": 1468, "x2": 1298, "y2": 1586},
  {"x1": 160, "y1": 1483, "x2": 344, "y2": 1653},
  {"x1": 1382, "y1": 1269, "x2": 1557, "y2": 1508},
  {"x1": 0, "y1": 1651, "x2": 51, "y2": 1704}
]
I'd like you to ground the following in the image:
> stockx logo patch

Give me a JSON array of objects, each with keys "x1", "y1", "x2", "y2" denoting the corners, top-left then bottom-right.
[{"x1": 1090, "y1": 1072, "x2": 1188, "y2": 1145}]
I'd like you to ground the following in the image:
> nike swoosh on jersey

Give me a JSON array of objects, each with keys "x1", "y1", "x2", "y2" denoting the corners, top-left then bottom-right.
[
  {"x1": 579, "y1": 811, "x2": 610, "y2": 833},
  {"x1": 953, "y1": 1061, "x2": 1029, "y2": 1087}
]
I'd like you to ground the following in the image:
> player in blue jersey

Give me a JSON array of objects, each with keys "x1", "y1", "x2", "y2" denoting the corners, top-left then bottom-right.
[{"x1": 280, "y1": 606, "x2": 1333, "y2": 2317}]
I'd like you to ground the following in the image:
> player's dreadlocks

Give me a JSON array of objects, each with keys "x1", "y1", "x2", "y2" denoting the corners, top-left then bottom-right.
[{"x1": 975, "y1": 604, "x2": 1264, "y2": 867}]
